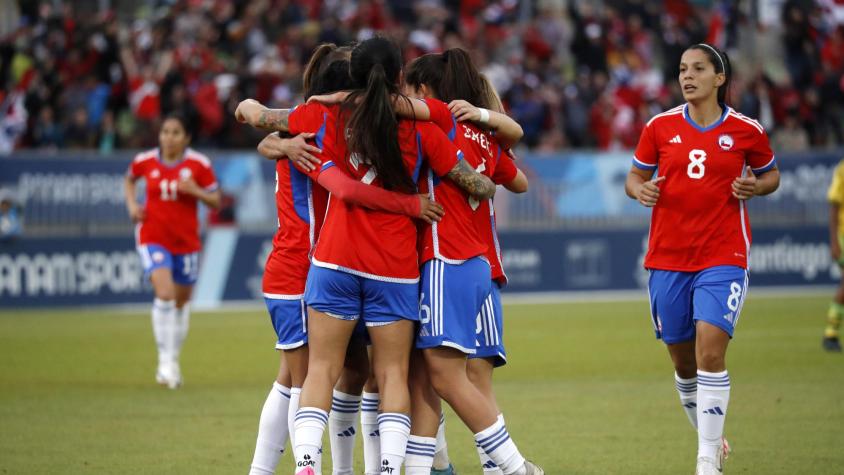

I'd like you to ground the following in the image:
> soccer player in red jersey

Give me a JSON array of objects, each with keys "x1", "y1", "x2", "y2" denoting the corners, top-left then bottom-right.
[
  {"x1": 245, "y1": 44, "x2": 443, "y2": 475},
  {"x1": 123, "y1": 115, "x2": 221, "y2": 389},
  {"x1": 403, "y1": 49, "x2": 541, "y2": 475},
  {"x1": 625, "y1": 44, "x2": 780, "y2": 475}
]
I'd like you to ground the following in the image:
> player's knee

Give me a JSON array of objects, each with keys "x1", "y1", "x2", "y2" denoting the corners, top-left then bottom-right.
[
  {"x1": 374, "y1": 363, "x2": 408, "y2": 388},
  {"x1": 466, "y1": 365, "x2": 483, "y2": 386},
  {"x1": 427, "y1": 366, "x2": 463, "y2": 398},
  {"x1": 154, "y1": 289, "x2": 175, "y2": 302},
  {"x1": 674, "y1": 361, "x2": 698, "y2": 378},
  {"x1": 309, "y1": 360, "x2": 344, "y2": 387},
  {"x1": 336, "y1": 365, "x2": 368, "y2": 394},
  {"x1": 696, "y1": 351, "x2": 725, "y2": 372}
]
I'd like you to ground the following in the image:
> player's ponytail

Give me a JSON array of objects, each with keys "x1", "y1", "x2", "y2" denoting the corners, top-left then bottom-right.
[
  {"x1": 303, "y1": 43, "x2": 354, "y2": 99},
  {"x1": 406, "y1": 48, "x2": 491, "y2": 109},
  {"x1": 689, "y1": 43, "x2": 732, "y2": 105},
  {"x1": 344, "y1": 36, "x2": 415, "y2": 192}
]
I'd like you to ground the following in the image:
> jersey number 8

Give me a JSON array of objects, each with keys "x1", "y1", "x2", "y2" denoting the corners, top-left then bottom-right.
[{"x1": 687, "y1": 149, "x2": 707, "y2": 179}]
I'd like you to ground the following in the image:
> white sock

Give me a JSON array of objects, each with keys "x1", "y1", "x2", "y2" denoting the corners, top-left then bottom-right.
[
  {"x1": 477, "y1": 414, "x2": 505, "y2": 474},
  {"x1": 432, "y1": 412, "x2": 450, "y2": 470},
  {"x1": 360, "y1": 392, "x2": 380, "y2": 475},
  {"x1": 377, "y1": 412, "x2": 411, "y2": 474},
  {"x1": 249, "y1": 382, "x2": 291, "y2": 475},
  {"x1": 405, "y1": 435, "x2": 436, "y2": 474},
  {"x1": 293, "y1": 407, "x2": 328, "y2": 473},
  {"x1": 697, "y1": 370, "x2": 730, "y2": 461},
  {"x1": 675, "y1": 373, "x2": 698, "y2": 430},
  {"x1": 329, "y1": 390, "x2": 361, "y2": 475},
  {"x1": 173, "y1": 303, "x2": 190, "y2": 362},
  {"x1": 474, "y1": 418, "x2": 525, "y2": 475},
  {"x1": 152, "y1": 298, "x2": 176, "y2": 367},
  {"x1": 288, "y1": 387, "x2": 302, "y2": 447}
]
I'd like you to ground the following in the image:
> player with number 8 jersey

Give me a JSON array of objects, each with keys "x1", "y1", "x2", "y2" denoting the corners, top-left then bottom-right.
[{"x1": 626, "y1": 44, "x2": 779, "y2": 475}]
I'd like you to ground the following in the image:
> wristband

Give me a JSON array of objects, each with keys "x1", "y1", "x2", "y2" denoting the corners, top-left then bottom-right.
[{"x1": 478, "y1": 108, "x2": 490, "y2": 124}]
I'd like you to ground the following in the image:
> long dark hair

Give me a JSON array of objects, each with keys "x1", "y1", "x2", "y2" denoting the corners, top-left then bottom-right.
[
  {"x1": 302, "y1": 43, "x2": 354, "y2": 99},
  {"x1": 162, "y1": 112, "x2": 193, "y2": 140},
  {"x1": 405, "y1": 48, "x2": 491, "y2": 109},
  {"x1": 342, "y1": 36, "x2": 415, "y2": 192},
  {"x1": 687, "y1": 43, "x2": 732, "y2": 104}
]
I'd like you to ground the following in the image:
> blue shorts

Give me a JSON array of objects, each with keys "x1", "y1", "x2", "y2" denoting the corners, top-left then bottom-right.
[
  {"x1": 648, "y1": 265, "x2": 749, "y2": 344},
  {"x1": 417, "y1": 257, "x2": 492, "y2": 354},
  {"x1": 264, "y1": 297, "x2": 308, "y2": 350},
  {"x1": 137, "y1": 244, "x2": 199, "y2": 285},
  {"x1": 304, "y1": 265, "x2": 420, "y2": 325},
  {"x1": 470, "y1": 281, "x2": 507, "y2": 367}
]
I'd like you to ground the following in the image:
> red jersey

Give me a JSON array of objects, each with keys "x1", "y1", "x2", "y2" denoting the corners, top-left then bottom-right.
[
  {"x1": 290, "y1": 102, "x2": 463, "y2": 282},
  {"x1": 419, "y1": 98, "x2": 491, "y2": 264},
  {"x1": 476, "y1": 149, "x2": 519, "y2": 284},
  {"x1": 633, "y1": 104, "x2": 776, "y2": 271},
  {"x1": 262, "y1": 105, "x2": 333, "y2": 297},
  {"x1": 128, "y1": 148, "x2": 218, "y2": 254}
]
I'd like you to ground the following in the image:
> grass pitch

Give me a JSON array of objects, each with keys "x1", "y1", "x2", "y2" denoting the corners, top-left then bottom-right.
[{"x1": 0, "y1": 295, "x2": 842, "y2": 474}]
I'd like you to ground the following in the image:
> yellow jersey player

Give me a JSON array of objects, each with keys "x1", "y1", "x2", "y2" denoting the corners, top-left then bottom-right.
[{"x1": 825, "y1": 158, "x2": 844, "y2": 352}]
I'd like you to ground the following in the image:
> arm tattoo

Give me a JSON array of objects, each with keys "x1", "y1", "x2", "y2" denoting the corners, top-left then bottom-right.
[
  {"x1": 446, "y1": 160, "x2": 496, "y2": 200},
  {"x1": 257, "y1": 109, "x2": 290, "y2": 131}
]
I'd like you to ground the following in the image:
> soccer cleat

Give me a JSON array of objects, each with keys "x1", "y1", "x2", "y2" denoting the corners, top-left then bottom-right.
[
  {"x1": 523, "y1": 460, "x2": 544, "y2": 475},
  {"x1": 695, "y1": 456, "x2": 722, "y2": 474},
  {"x1": 431, "y1": 464, "x2": 457, "y2": 475},
  {"x1": 166, "y1": 362, "x2": 182, "y2": 389},
  {"x1": 823, "y1": 336, "x2": 842, "y2": 352},
  {"x1": 156, "y1": 362, "x2": 182, "y2": 389}
]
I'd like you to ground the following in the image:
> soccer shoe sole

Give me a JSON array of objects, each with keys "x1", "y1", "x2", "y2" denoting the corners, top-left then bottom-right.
[
  {"x1": 822, "y1": 337, "x2": 842, "y2": 352},
  {"x1": 431, "y1": 464, "x2": 457, "y2": 475}
]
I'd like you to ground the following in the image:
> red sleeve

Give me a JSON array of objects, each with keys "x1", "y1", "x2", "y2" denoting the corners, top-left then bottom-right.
[
  {"x1": 288, "y1": 103, "x2": 325, "y2": 135},
  {"x1": 127, "y1": 156, "x2": 145, "y2": 179},
  {"x1": 317, "y1": 166, "x2": 421, "y2": 216},
  {"x1": 295, "y1": 155, "x2": 335, "y2": 182},
  {"x1": 195, "y1": 161, "x2": 219, "y2": 191},
  {"x1": 632, "y1": 122, "x2": 658, "y2": 171},
  {"x1": 746, "y1": 129, "x2": 777, "y2": 174},
  {"x1": 424, "y1": 98, "x2": 457, "y2": 139},
  {"x1": 417, "y1": 122, "x2": 462, "y2": 177},
  {"x1": 490, "y1": 146, "x2": 518, "y2": 185}
]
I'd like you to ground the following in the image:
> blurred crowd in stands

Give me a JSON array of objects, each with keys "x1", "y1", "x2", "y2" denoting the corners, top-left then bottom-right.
[{"x1": 1, "y1": 0, "x2": 843, "y2": 154}]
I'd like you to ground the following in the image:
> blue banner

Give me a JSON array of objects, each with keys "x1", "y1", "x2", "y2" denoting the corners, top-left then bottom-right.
[
  {"x1": 0, "y1": 225, "x2": 837, "y2": 308},
  {"x1": 0, "y1": 152, "x2": 277, "y2": 233},
  {"x1": 496, "y1": 226, "x2": 838, "y2": 294},
  {"x1": 0, "y1": 237, "x2": 151, "y2": 307}
]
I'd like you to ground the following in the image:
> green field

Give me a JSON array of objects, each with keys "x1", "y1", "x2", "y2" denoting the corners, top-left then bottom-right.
[{"x1": 1, "y1": 296, "x2": 842, "y2": 474}]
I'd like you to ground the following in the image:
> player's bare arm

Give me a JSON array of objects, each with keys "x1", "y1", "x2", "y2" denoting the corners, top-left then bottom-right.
[
  {"x1": 732, "y1": 166, "x2": 780, "y2": 200},
  {"x1": 258, "y1": 132, "x2": 322, "y2": 171},
  {"x1": 626, "y1": 166, "x2": 664, "y2": 207},
  {"x1": 446, "y1": 159, "x2": 496, "y2": 200},
  {"x1": 235, "y1": 99, "x2": 292, "y2": 132},
  {"x1": 177, "y1": 178, "x2": 222, "y2": 209},
  {"x1": 123, "y1": 175, "x2": 144, "y2": 222},
  {"x1": 504, "y1": 169, "x2": 529, "y2": 193},
  {"x1": 448, "y1": 99, "x2": 524, "y2": 148}
]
